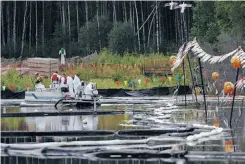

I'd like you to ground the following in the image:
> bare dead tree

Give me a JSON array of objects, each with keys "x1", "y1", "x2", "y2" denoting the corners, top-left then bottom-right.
[
  {"x1": 140, "y1": 1, "x2": 145, "y2": 50},
  {"x1": 13, "y1": 1, "x2": 16, "y2": 54},
  {"x1": 156, "y1": 1, "x2": 159, "y2": 52},
  {"x1": 76, "y1": 1, "x2": 79, "y2": 42},
  {"x1": 97, "y1": 1, "x2": 101, "y2": 49},
  {"x1": 113, "y1": 1, "x2": 117, "y2": 23},
  {"x1": 35, "y1": 1, "x2": 38, "y2": 55},
  {"x1": 20, "y1": 1, "x2": 29, "y2": 58},
  {"x1": 134, "y1": 1, "x2": 140, "y2": 51},
  {"x1": 29, "y1": 1, "x2": 32, "y2": 55},
  {"x1": 42, "y1": 1, "x2": 45, "y2": 56}
]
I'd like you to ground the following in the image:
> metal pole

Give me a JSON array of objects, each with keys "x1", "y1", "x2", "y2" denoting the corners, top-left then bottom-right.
[
  {"x1": 182, "y1": 61, "x2": 187, "y2": 106},
  {"x1": 187, "y1": 54, "x2": 198, "y2": 103},
  {"x1": 229, "y1": 68, "x2": 240, "y2": 128},
  {"x1": 182, "y1": 10, "x2": 197, "y2": 104},
  {"x1": 94, "y1": 97, "x2": 96, "y2": 112},
  {"x1": 198, "y1": 58, "x2": 207, "y2": 123}
]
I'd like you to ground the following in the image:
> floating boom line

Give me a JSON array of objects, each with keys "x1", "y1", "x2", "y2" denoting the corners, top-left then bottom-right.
[{"x1": 171, "y1": 38, "x2": 245, "y2": 72}]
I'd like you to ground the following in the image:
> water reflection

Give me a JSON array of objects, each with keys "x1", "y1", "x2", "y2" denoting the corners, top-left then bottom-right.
[
  {"x1": 1, "y1": 113, "x2": 132, "y2": 131},
  {"x1": 1, "y1": 98, "x2": 245, "y2": 163}
]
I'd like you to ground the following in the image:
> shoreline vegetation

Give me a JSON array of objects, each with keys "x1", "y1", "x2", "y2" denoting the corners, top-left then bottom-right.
[{"x1": 1, "y1": 49, "x2": 193, "y2": 90}]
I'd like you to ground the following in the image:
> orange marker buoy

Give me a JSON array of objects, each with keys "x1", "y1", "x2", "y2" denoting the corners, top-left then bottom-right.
[
  {"x1": 212, "y1": 72, "x2": 219, "y2": 80},
  {"x1": 169, "y1": 56, "x2": 177, "y2": 65},
  {"x1": 223, "y1": 81, "x2": 234, "y2": 94},
  {"x1": 224, "y1": 140, "x2": 234, "y2": 152},
  {"x1": 231, "y1": 55, "x2": 241, "y2": 68}
]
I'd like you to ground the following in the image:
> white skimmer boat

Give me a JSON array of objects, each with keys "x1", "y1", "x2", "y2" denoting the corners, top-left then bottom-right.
[{"x1": 20, "y1": 82, "x2": 101, "y2": 108}]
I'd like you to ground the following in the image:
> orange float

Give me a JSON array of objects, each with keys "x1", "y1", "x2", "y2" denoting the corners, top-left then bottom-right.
[
  {"x1": 223, "y1": 81, "x2": 234, "y2": 94},
  {"x1": 224, "y1": 140, "x2": 234, "y2": 152},
  {"x1": 169, "y1": 56, "x2": 177, "y2": 65},
  {"x1": 194, "y1": 87, "x2": 201, "y2": 95},
  {"x1": 231, "y1": 55, "x2": 241, "y2": 68},
  {"x1": 212, "y1": 72, "x2": 219, "y2": 80}
]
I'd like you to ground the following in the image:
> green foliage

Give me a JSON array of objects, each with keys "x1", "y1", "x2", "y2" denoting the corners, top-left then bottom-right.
[
  {"x1": 94, "y1": 48, "x2": 171, "y2": 65},
  {"x1": 192, "y1": 1, "x2": 245, "y2": 46},
  {"x1": 77, "y1": 68, "x2": 96, "y2": 81},
  {"x1": 79, "y1": 16, "x2": 112, "y2": 56},
  {"x1": 108, "y1": 22, "x2": 135, "y2": 54},
  {"x1": 1, "y1": 69, "x2": 51, "y2": 90},
  {"x1": 112, "y1": 72, "x2": 126, "y2": 81},
  {"x1": 191, "y1": 1, "x2": 220, "y2": 44}
]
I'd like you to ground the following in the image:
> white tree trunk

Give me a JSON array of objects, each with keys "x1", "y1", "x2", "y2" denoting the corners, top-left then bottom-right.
[
  {"x1": 123, "y1": 1, "x2": 127, "y2": 21},
  {"x1": 129, "y1": 2, "x2": 133, "y2": 26},
  {"x1": 180, "y1": 13, "x2": 184, "y2": 43},
  {"x1": 42, "y1": 1, "x2": 45, "y2": 56},
  {"x1": 134, "y1": 1, "x2": 140, "y2": 51},
  {"x1": 96, "y1": 1, "x2": 101, "y2": 49},
  {"x1": 132, "y1": 4, "x2": 135, "y2": 31},
  {"x1": 29, "y1": 2, "x2": 32, "y2": 55},
  {"x1": 104, "y1": 1, "x2": 107, "y2": 15},
  {"x1": 13, "y1": 1, "x2": 16, "y2": 53},
  {"x1": 175, "y1": 10, "x2": 178, "y2": 45},
  {"x1": 164, "y1": 7, "x2": 168, "y2": 45},
  {"x1": 21, "y1": 1, "x2": 29, "y2": 58},
  {"x1": 113, "y1": 1, "x2": 117, "y2": 23},
  {"x1": 62, "y1": 2, "x2": 66, "y2": 35},
  {"x1": 156, "y1": 2, "x2": 159, "y2": 52},
  {"x1": 140, "y1": 1, "x2": 145, "y2": 50},
  {"x1": 35, "y1": 1, "x2": 38, "y2": 55},
  {"x1": 85, "y1": 1, "x2": 88, "y2": 28},
  {"x1": 85, "y1": 0, "x2": 89, "y2": 54},
  {"x1": 76, "y1": 1, "x2": 79, "y2": 42},
  {"x1": 68, "y1": 1, "x2": 71, "y2": 40},
  {"x1": 1, "y1": 2, "x2": 5, "y2": 47},
  {"x1": 7, "y1": 2, "x2": 10, "y2": 46},
  {"x1": 158, "y1": 7, "x2": 161, "y2": 47},
  {"x1": 147, "y1": 10, "x2": 156, "y2": 49},
  {"x1": 59, "y1": 2, "x2": 62, "y2": 23},
  {"x1": 183, "y1": 13, "x2": 188, "y2": 41}
]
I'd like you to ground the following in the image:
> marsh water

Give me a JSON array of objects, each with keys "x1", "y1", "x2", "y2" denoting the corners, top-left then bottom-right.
[{"x1": 1, "y1": 96, "x2": 245, "y2": 164}]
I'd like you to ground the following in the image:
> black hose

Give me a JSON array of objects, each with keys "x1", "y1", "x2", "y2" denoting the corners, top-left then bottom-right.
[{"x1": 54, "y1": 99, "x2": 66, "y2": 108}]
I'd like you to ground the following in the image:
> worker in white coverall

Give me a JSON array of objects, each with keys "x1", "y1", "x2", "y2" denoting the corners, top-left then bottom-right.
[
  {"x1": 72, "y1": 74, "x2": 81, "y2": 97},
  {"x1": 59, "y1": 48, "x2": 66, "y2": 65},
  {"x1": 67, "y1": 76, "x2": 75, "y2": 97},
  {"x1": 59, "y1": 73, "x2": 68, "y2": 88}
]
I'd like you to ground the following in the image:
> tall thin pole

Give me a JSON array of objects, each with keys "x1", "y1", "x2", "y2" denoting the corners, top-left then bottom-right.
[
  {"x1": 187, "y1": 54, "x2": 198, "y2": 103},
  {"x1": 183, "y1": 12, "x2": 198, "y2": 103},
  {"x1": 182, "y1": 61, "x2": 186, "y2": 106},
  {"x1": 198, "y1": 59, "x2": 207, "y2": 123},
  {"x1": 230, "y1": 68, "x2": 240, "y2": 128}
]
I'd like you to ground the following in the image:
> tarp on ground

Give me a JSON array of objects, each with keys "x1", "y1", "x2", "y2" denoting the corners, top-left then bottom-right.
[{"x1": 1, "y1": 89, "x2": 25, "y2": 99}]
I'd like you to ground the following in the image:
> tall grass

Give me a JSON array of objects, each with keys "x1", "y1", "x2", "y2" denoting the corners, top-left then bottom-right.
[
  {"x1": 93, "y1": 48, "x2": 171, "y2": 65},
  {"x1": 1, "y1": 50, "x2": 195, "y2": 90},
  {"x1": 1, "y1": 69, "x2": 51, "y2": 90}
]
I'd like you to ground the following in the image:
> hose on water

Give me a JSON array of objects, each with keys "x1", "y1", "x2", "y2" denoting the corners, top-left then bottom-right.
[{"x1": 54, "y1": 99, "x2": 66, "y2": 108}]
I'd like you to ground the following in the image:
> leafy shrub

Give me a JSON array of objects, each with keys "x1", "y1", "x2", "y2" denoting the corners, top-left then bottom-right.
[
  {"x1": 108, "y1": 22, "x2": 135, "y2": 54},
  {"x1": 112, "y1": 72, "x2": 126, "y2": 81}
]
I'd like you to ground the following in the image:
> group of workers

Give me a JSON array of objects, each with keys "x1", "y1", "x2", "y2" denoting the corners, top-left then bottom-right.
[{"x1": 35, "y1": 72, "x2": 84, "y2": 97}]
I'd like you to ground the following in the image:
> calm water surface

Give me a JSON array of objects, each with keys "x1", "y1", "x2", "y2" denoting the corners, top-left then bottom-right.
[{"x1": 1, "y1": 97, "x2": 245, "y2": 164}]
